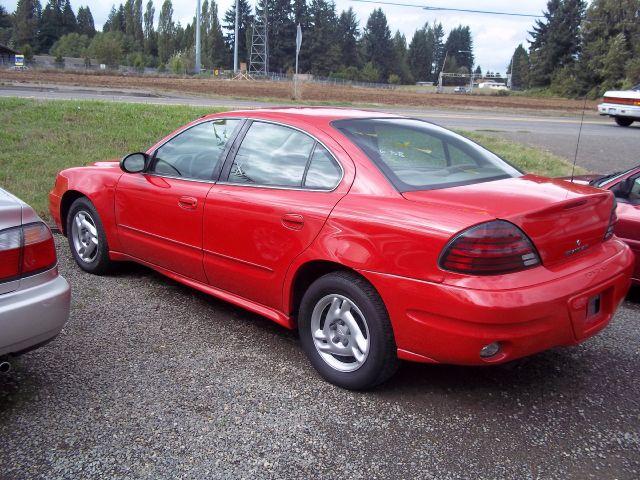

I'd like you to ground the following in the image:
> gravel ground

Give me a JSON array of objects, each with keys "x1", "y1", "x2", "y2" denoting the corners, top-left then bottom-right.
[{"x1": 1, "y1": 236, "x2": 639, "y2": 479}]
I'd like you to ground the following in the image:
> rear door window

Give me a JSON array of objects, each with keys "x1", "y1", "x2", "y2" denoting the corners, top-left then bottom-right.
[{"x1": 227, "y1": 121, "x2": 341, "y2": 190}]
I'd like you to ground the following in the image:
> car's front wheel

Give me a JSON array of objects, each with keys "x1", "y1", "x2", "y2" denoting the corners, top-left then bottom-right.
[
  {"x1": 298, "y1": 271, "x2": 399, "y2": 389},
  {"x1": 66, "y1": 197, "x2": 113, "y2": 274},
  {"x1": 614, "y1": 117, "x2": 634, "y2": 127}
]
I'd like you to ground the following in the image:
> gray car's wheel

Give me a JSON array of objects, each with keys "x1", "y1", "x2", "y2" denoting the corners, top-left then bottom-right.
[
  {"x1": 66, "y1": 197, "x2": 113, "y2": 274},
  {"x1": 298, "y1": 271, "x2": 399, "y2": 390},
  {"x1": 614, "y1": 117, "x2": 634, "y2": 127}
]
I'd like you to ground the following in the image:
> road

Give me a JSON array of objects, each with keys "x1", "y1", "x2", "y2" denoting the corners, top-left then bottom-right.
[
  {"x1": 1, "y1": 239, "x2": 639, "y2": 479},
  {"x1": 1, "y1": 83, "x2": 639, "y2": 172}
]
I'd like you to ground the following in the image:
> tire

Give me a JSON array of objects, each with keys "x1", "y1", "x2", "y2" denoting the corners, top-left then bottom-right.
[
  {"x1": 614, "y1": 117, "x2": 634, "y2": 127},
  {"x1": 298, "y1": 271, "x2": 399, "y2": 390},
  {"x1": 66, "y1": 197, "x2": 114, "y2": 274}
]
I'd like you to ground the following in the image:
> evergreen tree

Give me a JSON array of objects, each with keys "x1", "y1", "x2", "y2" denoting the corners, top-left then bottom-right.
[
  {"x1": 255, "y1": 0, "x2": 295, "y2": 72},
  {"x1": 392, "y1": 30, "x2": 413, "y2": 84},
  {"x1": 143, "y1": 0, "x2": 156, "y2": 58},
  {"x1": 507, "y1": 44, "x2": 530, "y2": 89},
  {"x1": 39, "y1": 0, "x2": 63, "y2": 52},
  {"x1": 0, "y1": 6, "x2": 13, "y2": 45},
  {"x1": 474, "y1": 65, "x2": 482, "y2": 75},
  {"x1": 408, "y1": 23, "x2": 434, "y2": 82},
  {"x1": 528, "y1": 0, "x2": 585, "y2": 87},
  {"x1": 577, "y1": 0, "x2": 640, "y2": 94},
  {"x1": 223, "y1": 0, "x2": 252, "y2": 68},
  {"x1": 133, "y1": 0, "x2": 144, "y2": 47},
  {"x1": 430, "y1": 22, "x2": 445, "y2": 81},
  {"x1": 306, "y1": 0, "x2": 340, "y2": 76},
  {"x1": 76, "y1": 6, "x2": 95, "y2": 37},
  {"x1": 207, "y1": 0, "x2": 226, "y2": 67},
  {"x1": 13, "y1": 0, "x2": 41, "y2": 49},
  {"x1": 157, "y1": 0, "x2": 174, "y2": 63},
  {"x1": 443, "y1": 25, "x2": 474, "y2": 73},
  {"x1": 337, "y1": 8, "x2": 359, "y2": 69},
  {"x1": 124, "y1": 0, "x2": 135, "y2": 38},
  {"x1": 60, "y1": 0, "x2": 76, "y2": 35},
  {"x1": 361, "y1": 8, "x2": 394, "y2": 82}
]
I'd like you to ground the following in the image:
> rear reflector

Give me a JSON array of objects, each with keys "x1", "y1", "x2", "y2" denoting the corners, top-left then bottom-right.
[
  {"x1": 0, "y1": 222, "x2": 57, "y2": 283},
  {"x1": 439, "y1": 220, "x2": 541, "y2": 275}
]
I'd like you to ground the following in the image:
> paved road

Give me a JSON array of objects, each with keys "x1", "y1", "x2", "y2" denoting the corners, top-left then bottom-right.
[
  {"x1": 1, "y1": 239, "x2": 639, "y2": 479},
  {"x1": 2, "y1": 83, "x2": 639, "y2": 172}
]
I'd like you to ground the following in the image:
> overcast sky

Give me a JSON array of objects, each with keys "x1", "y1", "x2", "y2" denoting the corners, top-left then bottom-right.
[{"x1": 2, "y1": 0, "x2": 550, "y2": 73}]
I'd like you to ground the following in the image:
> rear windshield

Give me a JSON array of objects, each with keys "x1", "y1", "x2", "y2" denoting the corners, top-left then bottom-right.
[{"x1": 332, "y1": 118, "x2": 521, "y2": 191}]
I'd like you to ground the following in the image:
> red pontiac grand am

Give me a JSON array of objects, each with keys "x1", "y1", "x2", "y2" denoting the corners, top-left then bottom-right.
[{"x1": 50, "y1": 108, "x2": 634, "y2": 389}]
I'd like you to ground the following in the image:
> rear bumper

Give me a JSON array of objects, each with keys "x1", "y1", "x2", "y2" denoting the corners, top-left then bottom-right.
[
  {"x1": 0, "y1": 269, "x2": 71, "y2": 357},
  {"x1": 598, "y1": 103, "x2": 640, "y2": 119},
  {"x1": 362, "y1": 241, "x2": 634, "y2": 365}
]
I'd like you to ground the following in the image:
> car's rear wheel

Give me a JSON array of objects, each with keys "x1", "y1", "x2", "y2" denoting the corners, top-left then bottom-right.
[
  {"x1": 614, "y1": 117, "x2": 634, "y2": 127},
  {"x1": 298, "y1": 271, "x2": 399, "y2": 389},
  {"x1": 67, "y1": 197, "x2": 113, "y2": 274}
]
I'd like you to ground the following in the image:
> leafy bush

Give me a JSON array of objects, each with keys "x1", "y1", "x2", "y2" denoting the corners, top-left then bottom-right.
[
  {"x1": 50, "y1": 33, "x2": 90, "y2": 58},
  {"x1": 388, "y1": 73, "x2": 401, "y2": 85},
  {"x1": 89, "y1": 31, "x2": 124, "y2": 68}
]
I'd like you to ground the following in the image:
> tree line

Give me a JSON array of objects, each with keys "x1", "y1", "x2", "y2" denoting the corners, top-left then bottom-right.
[
  {"x1": 509, "y1": 0, "x2": 639, "y2": 96},
  {"x1": 2, "y1": 0, "x2": 476, "y2": 84}
]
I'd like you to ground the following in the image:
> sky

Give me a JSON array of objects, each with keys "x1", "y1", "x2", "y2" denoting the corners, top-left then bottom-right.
[{"x1": 1, "y1": 0, "x2": 550, "y2": 73}]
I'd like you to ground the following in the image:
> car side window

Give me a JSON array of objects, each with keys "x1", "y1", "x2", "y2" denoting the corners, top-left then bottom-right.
[
  {"x1": 304, "y1": 144, "x2": 342, "y2": 189},
  {"x1": 630, "y1": 177, "x2": 640, "y2": 203},
  {"x1": 228, "y1": 122, "x2": 316, "y2": 187},
  {"x1": 152, "y1": 119, "x2": 241, "y2": 181}
]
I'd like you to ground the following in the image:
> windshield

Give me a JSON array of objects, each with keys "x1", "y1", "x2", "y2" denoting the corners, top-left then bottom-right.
[
  {"x1": 333, "y1": 118, "x2": 521, "y2": 191},
  {"x1": 632, "y1": 83, "x2": 640, "y2": 91}
]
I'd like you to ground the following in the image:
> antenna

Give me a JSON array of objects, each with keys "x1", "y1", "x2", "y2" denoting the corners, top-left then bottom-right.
[{"x1": 570, "y1": 96, "x2": 588, "y2": 183}]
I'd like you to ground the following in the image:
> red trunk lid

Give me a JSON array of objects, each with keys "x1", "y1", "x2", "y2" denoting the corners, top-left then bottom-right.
[{"x1": 402, "y1": 175, "x2": 614, "y2": 266}]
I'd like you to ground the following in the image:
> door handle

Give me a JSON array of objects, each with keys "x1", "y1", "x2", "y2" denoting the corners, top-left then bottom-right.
[
  {"x1": 178, "y1": 196, "x2": 198, "y2": 209},
  {"x1": 281, "y1": 213, "x2": 304, "y2": 230}
]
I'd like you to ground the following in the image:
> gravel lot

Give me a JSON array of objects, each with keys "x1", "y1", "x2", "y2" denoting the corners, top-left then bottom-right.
[{"x1": 1, "y1": 236, "x2": 639, "y2": 479}]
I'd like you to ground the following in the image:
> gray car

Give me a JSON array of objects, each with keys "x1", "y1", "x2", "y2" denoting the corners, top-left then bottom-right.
[{"x1": 0, "y1": 188, "x2": 70, "y2": 371}]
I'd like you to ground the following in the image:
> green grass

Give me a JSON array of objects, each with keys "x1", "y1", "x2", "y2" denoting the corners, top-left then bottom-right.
[{"x1": 0, "y1": 98, "x2": 582, "y2": 219}]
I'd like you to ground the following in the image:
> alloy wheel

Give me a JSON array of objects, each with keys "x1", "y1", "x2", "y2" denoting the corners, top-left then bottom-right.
[
  {"x1": 71, "y1": 210, "x2": 99, "y2": 263},
  {"x1": 311, "y1": 294, "x2": 370, "y2": 372}
]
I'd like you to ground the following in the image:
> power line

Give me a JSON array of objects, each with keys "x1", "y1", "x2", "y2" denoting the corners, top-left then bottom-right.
[{"x1": 349, "y1": 0, "x2": 544, "y2": 18}]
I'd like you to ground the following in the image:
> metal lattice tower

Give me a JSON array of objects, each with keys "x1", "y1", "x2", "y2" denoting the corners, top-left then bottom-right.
[{"x1": 249, "y1": 7, "x2": 268, "y2": 76}]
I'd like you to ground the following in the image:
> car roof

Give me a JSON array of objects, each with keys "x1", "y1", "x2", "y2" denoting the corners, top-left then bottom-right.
[{"x1": 203, "y1": 107, "x2": 401, "y2": 125}]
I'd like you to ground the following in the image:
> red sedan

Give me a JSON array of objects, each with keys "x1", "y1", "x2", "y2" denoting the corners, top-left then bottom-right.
[
  {"x1": 49, "y1": 108, "x2": 634, "y2": 389},
  {"x1": 586, "y1": 166, "x2": 640, "y2": 285}
]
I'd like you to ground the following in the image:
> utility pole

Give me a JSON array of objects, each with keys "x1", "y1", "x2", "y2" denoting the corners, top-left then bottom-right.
[
  {"x1": 233, "y1": 0, "x2": 239, "y2": 72},
  {"x1": 195, "y1": 0, "x2": 201, "y2": 74}
]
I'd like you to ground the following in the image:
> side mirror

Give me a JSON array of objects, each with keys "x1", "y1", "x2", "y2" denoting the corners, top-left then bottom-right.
[{"x1": 120, "y1": 152, "x2": 149, "y2": 174}]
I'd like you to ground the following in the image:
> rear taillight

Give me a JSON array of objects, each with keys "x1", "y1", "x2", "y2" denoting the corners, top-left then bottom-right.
[
  {"x1": 604, "y1": 198, "x2": 618, "y2": 241},
  {"x1": 0, "y1": 227, "x2": 22, "y2": 282},
  {"x1": 0, "y1": 222, "x2": 57, "y2": 283},
  {"x1": 439, "y1": 220, "x2": 541, "y2": 275}
]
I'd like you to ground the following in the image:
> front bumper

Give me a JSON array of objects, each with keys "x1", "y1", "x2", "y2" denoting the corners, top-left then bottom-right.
[
  {"x1": 361, "y1": 240, "x2": 634, "y2": 365},
  {"x1": 0, "y1": 269, "x2": 71, "y2": 356},
  {"x1": 598, "y1": 102, "x2": 640, "y2": 119}
]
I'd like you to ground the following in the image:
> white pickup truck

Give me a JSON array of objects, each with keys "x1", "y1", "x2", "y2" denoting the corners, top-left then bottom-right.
[{"x1": 598, "y1": 83, "x2": 640, "y2": 127}]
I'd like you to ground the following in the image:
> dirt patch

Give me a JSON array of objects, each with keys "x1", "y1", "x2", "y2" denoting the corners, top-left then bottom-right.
[{"x1": 0, "y1": 69, "x2": 599, "y2": 112}]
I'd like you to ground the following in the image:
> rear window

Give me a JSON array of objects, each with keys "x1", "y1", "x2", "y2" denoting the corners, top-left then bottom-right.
[{"x1": 332, "y1": 118, "x2": 521, "y2": 191}]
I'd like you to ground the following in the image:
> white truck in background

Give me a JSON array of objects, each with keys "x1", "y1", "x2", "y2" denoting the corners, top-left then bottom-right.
[{"x1": 598, "y1": 84, "x2": 640, "y2": 127}]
